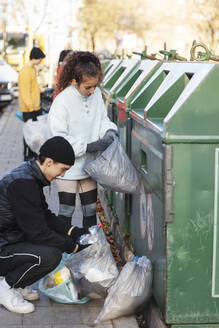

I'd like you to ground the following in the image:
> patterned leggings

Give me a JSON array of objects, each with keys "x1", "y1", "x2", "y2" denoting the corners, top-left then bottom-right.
[{"x1": 56, "y1": 177, "x2": 97, "y2": 229}]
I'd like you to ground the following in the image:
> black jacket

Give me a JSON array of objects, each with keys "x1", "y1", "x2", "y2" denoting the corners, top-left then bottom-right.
[{"x1": 0, "y1": 160, "x2": 74, "y2": 253}]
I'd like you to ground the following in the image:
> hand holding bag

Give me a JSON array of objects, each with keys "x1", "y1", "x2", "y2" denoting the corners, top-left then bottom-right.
[{"x1": 84, "y1": 138, "x2": 140, "y2": 194}]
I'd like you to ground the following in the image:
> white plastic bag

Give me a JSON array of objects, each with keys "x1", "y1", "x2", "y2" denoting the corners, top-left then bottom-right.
[
  {"x1": 84, "y1": 138, "x2": 140, "y2": 194},
  {"x1": 94, "y1": 256, "x2": 153, "y2": 324},
  {"x1": 23, "y1": 114, "x2": 49, "y2": 153},
  {"x1": 65, "y1": 235, "x2": 119, "y2": 299}
]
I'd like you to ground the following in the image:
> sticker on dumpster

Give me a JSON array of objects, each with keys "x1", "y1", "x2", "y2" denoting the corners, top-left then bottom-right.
[
  {"x1": 146, "y1": 193, "x2": 154, "y2": 253},
  {"x1": 119, "y1": 192, "x2": 124, "y2": 202},
  {"x1": 139, "y1": 183, "x2": 154, "y2": 253},
  {"x1": 140, "y1": 182, "x2": 147, "y2": 239}
]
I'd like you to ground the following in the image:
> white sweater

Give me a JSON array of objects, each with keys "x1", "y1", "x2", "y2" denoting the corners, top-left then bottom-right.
[{"x1": 48, "y1": 85, "x2": 117, "y2": 180}]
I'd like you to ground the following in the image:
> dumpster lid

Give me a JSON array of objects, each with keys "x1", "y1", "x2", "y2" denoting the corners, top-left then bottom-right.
[{"x1": 142, "y1": 62, "x2": 219, "y2": 143}]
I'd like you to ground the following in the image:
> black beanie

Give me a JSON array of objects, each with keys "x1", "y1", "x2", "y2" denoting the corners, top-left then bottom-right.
[
  {"x1": 30, "y1": 47, "x2": 46, "y2": 60},
  {"x1": 39, "y1": 136, "x2": 75, "y2": 166}
]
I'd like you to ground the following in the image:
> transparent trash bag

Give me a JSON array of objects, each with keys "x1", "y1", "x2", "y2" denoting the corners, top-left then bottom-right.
[
  {"x1": 38, "y1": 253, "x2": 90, "y2": 304},
  {"x1": 23, "y1": 114, "x2": 49, "y2": 154},
  {"x1": 84, "y1": 138, "x2": 140, "y2": 194},
  {"x1": 94, "y1": 256, "x2": 153, "y2": 324},
  {"x1": 65, "y1": 240, "x2": 119, "y2": 299},
  {"x1": 79, "y1": 224, "x2": 107, "y2": 245}
]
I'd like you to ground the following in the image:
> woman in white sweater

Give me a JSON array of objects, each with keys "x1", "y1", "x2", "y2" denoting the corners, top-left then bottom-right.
[{"x1": 48, "y1": 51, "x2": 117, "y2": 229}]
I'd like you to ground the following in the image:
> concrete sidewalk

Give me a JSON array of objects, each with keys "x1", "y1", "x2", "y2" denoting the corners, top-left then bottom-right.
[{"x1": 0, "y1": 102, "x2": 139, "y2": 328}]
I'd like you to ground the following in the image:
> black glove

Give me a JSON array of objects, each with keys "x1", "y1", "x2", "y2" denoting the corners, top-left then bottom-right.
[
  {"x1": 86, "y1": 129, "x2": 118, "y2": 153},
  {"x1": 105, "y1": 129, "x2": 118, "y2": 140},
  {"x1": 70, "y1": 226, "x2": 88, "y2": 240}
]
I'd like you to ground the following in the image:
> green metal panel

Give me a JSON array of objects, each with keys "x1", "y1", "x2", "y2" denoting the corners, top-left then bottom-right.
[
  {"x1": 130, "y1": 70, "x2": 169, "y2": 111},
  {"x1": 116, "y1": 69, "x2": 143, "y2": 99},
  {"x1": 104, "y1": 189, "x2": 114, "y2": 207},
  {"x1": 116, "y1": 60, "x2": 161, "y2": 152},
  {"x1": 210, "y1": 148, "x2": 219, "y2": 297},
  {"x1": 113, "y1": 61, "x2": 162, "y2": 232},
  {"x1": 146, "y1": 74, "x2": 190, "y2": 119},
  {"x1": 116, "y1": 60, "x2": 161, "y2": 110},
  {"x1": 102, "y1": 59, "x2": 122, "y2": 85},
  {"x1": 104, "y1": 66, "x2": 125, "y2": 92},
  {"x1": 141, "y1": 62, "x2": 219, "y2": 143},
  {"x1": 113, "y1": 192, "x2": 130, "y2": 233},
  {"x1": 166, "y1": 143, "x2": 219, "y2": 324},
  {"x1": 104, "y1": 66, "x2": 126, "y2": 91},
  {"x1": 103, "y1": 59, "x2": 140, "y2": 101},
  {"x1": 130, "y1": 111, "x2": 166, "y2": 314},
  {"x1": 165, "y1": 65, "x2": 219, "y2": 142},
  {"x1": 101, "y1": 59, "x2": 111, "y2": 74},
  {"x1": 108, "y1": 59, "x2": 140, "y2": 98}
]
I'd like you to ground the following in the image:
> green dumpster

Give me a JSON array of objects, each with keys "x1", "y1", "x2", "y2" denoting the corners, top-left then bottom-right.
[
  {"x1": 101, "y1": 59, "x2": 140, "y2": 208},
  {"x1": 102, "y1": 58, "x2": 122, "y2": 121},
  {"x1": 129, "y1": 61, "x2": 219, "y2": 327},
  {"x1": 102, "y1": 59, "x2": 122, "y2": 86},
  {"x1": 101, "y1": 59, "x2": 111, "y2": 75},
  {"x1": 115, "y1": 59, "x2": 161, "y2": 152},
  {"x1": 101, "y1": 59, "x2": 123, "y2": 206},
  {"x1": 113, "y1": 59, "x2": 161, "y2": 233},
  {"x1": 102, "y1": 59, "x2": 139, "y2": 124}
]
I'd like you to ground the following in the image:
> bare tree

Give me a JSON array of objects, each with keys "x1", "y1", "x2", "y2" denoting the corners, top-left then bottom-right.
[
  {"x1": 189, "y1": 0, "x2": 219, "y2": 51},
  {"x1": 77, "y1": 0, "x2": 151, "y2": 53}
]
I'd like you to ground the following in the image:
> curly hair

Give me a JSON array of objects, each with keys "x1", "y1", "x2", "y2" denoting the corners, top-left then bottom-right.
[{"x1": 57, "y1": 51, "x2": 103, "y2": 93}]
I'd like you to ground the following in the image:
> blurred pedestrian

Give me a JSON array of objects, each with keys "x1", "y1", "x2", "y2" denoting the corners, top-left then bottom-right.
[
  {"x1": 48, "y1": 51, "x2": 118, "y2": 229},
  {"x1": 0, "y1": 136, "x2": 89, "y2": 314},
  {"x1": 53, "y1": 49, "x2": 72, "y2": 100},
  {"x1": 18, "y1": 47, "x2": 46, "y2": 161}
]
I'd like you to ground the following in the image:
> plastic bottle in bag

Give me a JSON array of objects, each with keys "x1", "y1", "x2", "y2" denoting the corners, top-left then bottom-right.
[
  {"x1": 54, "y1": 266, "x2": 79, "y2": 301},
  {"x1": 54, "y1": 266, "x2": 71, "y2": 285}
]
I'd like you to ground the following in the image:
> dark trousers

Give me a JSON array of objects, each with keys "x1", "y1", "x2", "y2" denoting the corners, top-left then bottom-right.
[
  {"x1": 23, "y1": 109, "x2": 42, "y2": 161},
  {"x1": 0, "y1": 242, "x2": 62, "y2": 288}
]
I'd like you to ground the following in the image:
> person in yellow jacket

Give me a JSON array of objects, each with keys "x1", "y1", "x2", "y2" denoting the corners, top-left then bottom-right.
[{"x1": 18, "y1": 47, "x2": 46, "y2": 161}]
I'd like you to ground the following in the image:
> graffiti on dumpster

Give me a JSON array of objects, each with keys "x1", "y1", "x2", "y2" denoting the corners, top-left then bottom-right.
[{"x1": 139, "y1": 182, "x2": 154, "y2": 253}]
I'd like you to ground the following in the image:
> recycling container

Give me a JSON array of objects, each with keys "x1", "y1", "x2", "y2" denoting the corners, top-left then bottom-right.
[
  {"x1": 101, "y1": 59, "x2": 122, "y2": 120},
  {"x1": 102, "y1": 59, "x2": 140, "y2": 123},
  {"x1": 113, "y1": 59, "x2": 161, "y2": 233},
  {"x1": 101, "y1": 59, "x2": 140, "y2": 209},
  {"x1": 101, "y1": 59, "x2": 111, "y2": 75},
  {"x1": 115, "y1": 59, "x2": 161, "y2": 153},
  {"x1": 129, "y1": 61, "x2": 219, "y2": 327},
  {"x1": 102, "y1": 59, "x2": 122, "y2": 86},
  {"x1": 100, "y1": 59, "x2": 123, "y2": 206}
]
